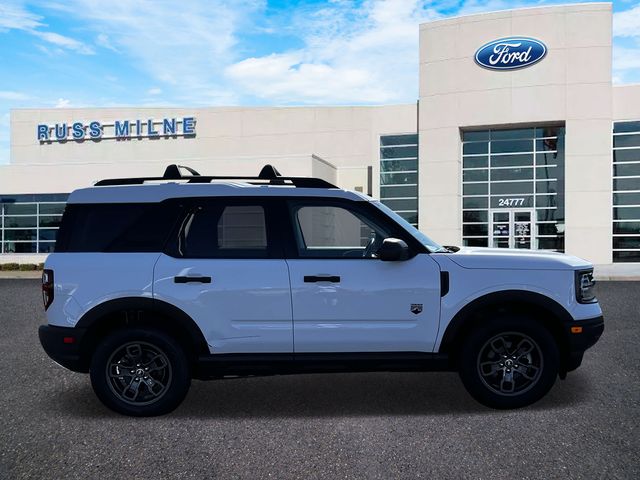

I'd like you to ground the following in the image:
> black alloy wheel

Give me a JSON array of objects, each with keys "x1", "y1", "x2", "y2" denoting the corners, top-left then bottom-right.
[{"x1": 90, "y1": 328, "x2": 191, "y2": 416}]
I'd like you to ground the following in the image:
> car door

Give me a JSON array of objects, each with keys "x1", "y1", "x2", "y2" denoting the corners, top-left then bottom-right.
[
  {"x1": 153, "y1": 197, "x2": 293, "y2": 354},
  {"x1": 285, "y1": 198, "x2": 442, "y2": 353}
]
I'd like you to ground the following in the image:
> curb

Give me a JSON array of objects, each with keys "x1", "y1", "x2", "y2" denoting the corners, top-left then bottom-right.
[{"x1": 0, "y1": 272, "x2": 43, "y2": 279}]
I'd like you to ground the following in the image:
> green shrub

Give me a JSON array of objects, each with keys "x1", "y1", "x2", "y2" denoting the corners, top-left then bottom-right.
[
  {"x1": 1, "y1": 263, "x2": 20, "y2": 271},
  {"x1": 18, "y1": 264, "x2": 38, "y2": 271},
  {"x1": 37, "y1": 263, "x2": 45, "y2": 270}
]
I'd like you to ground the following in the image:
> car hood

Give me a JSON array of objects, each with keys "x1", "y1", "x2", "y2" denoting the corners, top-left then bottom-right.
[{"x1": 444, "y1": 247, "x2": 592, "y2": 271}]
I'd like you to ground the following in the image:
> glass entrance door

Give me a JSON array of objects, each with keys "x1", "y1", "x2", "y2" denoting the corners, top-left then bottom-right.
[{"x1": 490, "y1": 210, "x2": 535, "y2": 249}]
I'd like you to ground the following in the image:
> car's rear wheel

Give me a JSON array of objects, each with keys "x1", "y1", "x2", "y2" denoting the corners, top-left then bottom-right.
[
  {"x1": 458, "y1": 316, "x2": 559, "y2": 409},
  {"x1": 90, "y1": 328, "x2": 191, "y2": 416}
]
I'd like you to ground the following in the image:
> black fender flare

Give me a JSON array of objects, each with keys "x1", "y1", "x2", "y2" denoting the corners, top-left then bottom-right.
[
  {"x1": 76, "y1": 297, "x2": 210, "y2": 357},
  {"x1": 439, "y1": 289, "x2": 573, "y2": 354}
]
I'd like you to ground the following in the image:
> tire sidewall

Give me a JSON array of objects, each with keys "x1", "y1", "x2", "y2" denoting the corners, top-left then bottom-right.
[
  {"x1": 459, "y1": 316, "x2": 559, "y2": 409},
  {"x1": 90, "y1": 328, "x2": 191, "y2": 416}
]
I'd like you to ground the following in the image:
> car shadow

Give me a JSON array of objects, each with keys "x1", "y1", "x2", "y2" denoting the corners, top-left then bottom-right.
[{"x1": 46, "y1": 370, "x2": 592, "y2": 419}]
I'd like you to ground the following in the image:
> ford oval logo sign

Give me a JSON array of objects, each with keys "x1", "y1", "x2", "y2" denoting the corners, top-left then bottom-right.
[{"x1": 475, "y1": 37, "x2": 547, "y2": 70}]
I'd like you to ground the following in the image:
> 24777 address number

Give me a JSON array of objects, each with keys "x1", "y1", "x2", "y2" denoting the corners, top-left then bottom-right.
[{"x1": 497, "y1": 198, "x2": 526, "y2": 207}]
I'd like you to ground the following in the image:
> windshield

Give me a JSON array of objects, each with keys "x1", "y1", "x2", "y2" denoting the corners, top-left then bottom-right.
[{"x1": 372, "y1": 201, "x2": 448, "y2": 253}]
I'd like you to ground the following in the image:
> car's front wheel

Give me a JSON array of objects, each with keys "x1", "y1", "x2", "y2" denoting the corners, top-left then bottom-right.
[
  {"x1": 458, "y1": 316, "x2": 559, "y2": 409},
  {"x1": 90, "y1": 328, "x2": 191, "y2": 416}
]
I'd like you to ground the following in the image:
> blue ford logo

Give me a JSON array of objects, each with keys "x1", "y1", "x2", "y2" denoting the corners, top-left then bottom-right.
[{"x1": 475, "y1": 37, "x2": 547, "y2": 70}]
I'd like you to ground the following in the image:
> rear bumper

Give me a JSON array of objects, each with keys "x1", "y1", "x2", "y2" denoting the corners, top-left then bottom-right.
[
  {"x1": 38, "y1": 325, "x2": 89, "y2": 373},
  {"x1": 563, "y1": 315, "x2": 604, "y2": 372}
]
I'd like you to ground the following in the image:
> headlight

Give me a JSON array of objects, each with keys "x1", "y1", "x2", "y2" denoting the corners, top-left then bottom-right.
[{"x1": 575, "y1": 269, "x2": 596, "y2": 304}]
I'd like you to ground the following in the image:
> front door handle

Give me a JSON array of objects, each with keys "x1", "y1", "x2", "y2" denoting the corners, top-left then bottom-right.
[
  {"x1": 174, "y1": 276, "x2": 212, "y2": 284},
  {"x1": 304, "y1": 275, "x2": 340, "y2": 283}
]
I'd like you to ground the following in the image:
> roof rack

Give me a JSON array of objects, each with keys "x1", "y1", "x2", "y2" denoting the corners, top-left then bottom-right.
[{"x1": 94, "y1": 164, "x2": 337, "y2": 189}]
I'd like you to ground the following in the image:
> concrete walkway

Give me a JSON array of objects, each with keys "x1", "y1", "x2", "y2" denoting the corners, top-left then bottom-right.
[{"x1": 594, "y1": 264, "x2": 640, "y2": 281}]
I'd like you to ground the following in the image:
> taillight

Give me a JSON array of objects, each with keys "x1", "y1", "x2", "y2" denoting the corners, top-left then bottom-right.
[{"x1": 42, "y1": 269, "x2": 54, "y2": 311}]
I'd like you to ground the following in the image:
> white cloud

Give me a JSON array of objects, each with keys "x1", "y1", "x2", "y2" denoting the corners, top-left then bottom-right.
[
  {"x1": 31, "y1": 30, "x2": 95, "y2": 55},
  {"x1": 614, "y1": 46, "x2": 640, "y2": 70},
  {"x1": 227, "y1": 53, "x2": 393, "y2": 103},
  {"x1": 54, "y1": 98, "x2": 71, "y2": 108},
  {"x1": 0, "y1": 91, "x2": 30, "y2": 101},
  {"x1": 455, "y1": 0, "x2": 533, "y2": 16},
  {"x1": 226, "y1": 0, "x2": 441, "y2": 104},
  {"x1": 96, "y1": 33, "x2": 118, "y2": 52},
  {"x1": 613, "y1": 4, "x2": 640, "y2": 38},
  {"x1": 147, "y1": 87, "x2": 162, "y2": 95},
  {"x1": 0, "y1": 3, "x2": 42, "y2": 31},
  {"x1": 612, "y1": 4, "x2": 640, "y2": 84},
  {"x1": 0, "y1": 2, "x2": 95, "y2": 55},
  {"x1": 613, "y1": 45, "x2": 640, "y2": 84},
  {"x1": 43, "y1": 0, "x2": 262, "y2": 102}
]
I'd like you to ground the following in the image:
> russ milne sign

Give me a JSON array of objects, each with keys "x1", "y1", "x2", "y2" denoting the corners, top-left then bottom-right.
[
  {"x1": 37, "y1": 116, "x2": 196, "y2": 142},
  {"x1": 475, "y1": 37, "x2": 547, "y2": 70}
]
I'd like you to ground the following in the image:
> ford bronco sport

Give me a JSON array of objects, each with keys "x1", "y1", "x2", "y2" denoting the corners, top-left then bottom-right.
[{"x1": 39, "y1": 165, "x2": 604, "y2": 416}]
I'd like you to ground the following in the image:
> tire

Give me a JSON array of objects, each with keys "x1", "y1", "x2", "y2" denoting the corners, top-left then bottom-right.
[
  {"x1": 458, "y1": 315, "x2": 559, "y2": 409},
  {"x1": 90, "y1": 328, "x2": 191, "y2": 416}
]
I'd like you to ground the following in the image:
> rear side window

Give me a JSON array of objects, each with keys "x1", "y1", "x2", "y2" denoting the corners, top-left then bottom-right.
[
  {"x1": 182, "y1": 204, "x2": 269, "y2": 258},
  {"x1": 56, "y1": 201, "x2": 182, "y2": 252}
]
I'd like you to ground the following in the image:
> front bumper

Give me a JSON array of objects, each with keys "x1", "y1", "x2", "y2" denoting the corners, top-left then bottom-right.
[
  {"x1": 563, "y1": 315, "x2": 604, "y2": 373},
  {"x1": 38, "y1": 325, "x2": 89, "y2": 373}
]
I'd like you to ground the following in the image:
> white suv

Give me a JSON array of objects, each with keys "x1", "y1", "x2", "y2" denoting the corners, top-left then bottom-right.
[{"x1": 39, "y1": 165, "x2": 604, "y2": 416}]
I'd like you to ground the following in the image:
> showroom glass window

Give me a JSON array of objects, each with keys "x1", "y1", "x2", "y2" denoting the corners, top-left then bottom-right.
[
  {"x1": 0, "y1": 194, "x2": 68, "y2": 254},
  {"x1": 380, "y1": 134, "x2": 418, "y2": 227},
  {"x1": 461, "y1": 126, "x2": 565, "y2": 251},
  {"x1": 613, "y1": 121, "x2": 640, "y2": 263}
]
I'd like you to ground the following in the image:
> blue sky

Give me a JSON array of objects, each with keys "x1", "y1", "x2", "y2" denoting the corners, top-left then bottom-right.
[{"x1": 1, "y1": 0, "x2": 639, "y2": 164}]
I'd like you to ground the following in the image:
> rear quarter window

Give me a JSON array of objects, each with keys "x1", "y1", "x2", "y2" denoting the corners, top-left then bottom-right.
[{"x1": 56, "y1": 201, "x2": 182, "y2": 252}]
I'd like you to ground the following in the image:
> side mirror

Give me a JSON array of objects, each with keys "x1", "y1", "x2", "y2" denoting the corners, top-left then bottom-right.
[{"x1": 377, "y1": 238, "x2": 410, "y2": 261}]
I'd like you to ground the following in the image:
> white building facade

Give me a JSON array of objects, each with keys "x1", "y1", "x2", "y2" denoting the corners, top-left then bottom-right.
[{"x1": 1, "y1": 3, "x2": 639, "y2": 273}]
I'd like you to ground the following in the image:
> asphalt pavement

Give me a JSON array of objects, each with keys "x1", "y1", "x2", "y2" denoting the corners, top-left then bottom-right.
[{"x1": 0, "y1": 280, "x2": 638, "y2": 479}]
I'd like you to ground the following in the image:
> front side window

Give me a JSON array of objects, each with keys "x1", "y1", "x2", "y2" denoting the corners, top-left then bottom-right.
[
  {"x1": 292, "y1": 204, "x2": 389, "y2": 258},
  {"x1": 183, "y1": 204, "x2": 268, "y2": 258}
]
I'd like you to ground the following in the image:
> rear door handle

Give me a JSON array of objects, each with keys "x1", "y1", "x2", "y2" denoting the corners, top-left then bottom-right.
[
  {"x1": 304, "y1": 275, "x2": 340, "y2": 283},
  {"x1": 174, "y1": 276, "x2": 212, "y2": 284}
]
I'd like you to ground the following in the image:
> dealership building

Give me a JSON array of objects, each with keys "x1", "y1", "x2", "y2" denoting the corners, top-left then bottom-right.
[{"x1": 1, "y1": 2, "x2": 639, "y2": 274}]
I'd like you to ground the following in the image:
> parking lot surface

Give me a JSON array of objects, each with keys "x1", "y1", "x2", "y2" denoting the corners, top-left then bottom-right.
[{"x1": 0, "y1": 280, "x2": 638, "y2": 479}]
